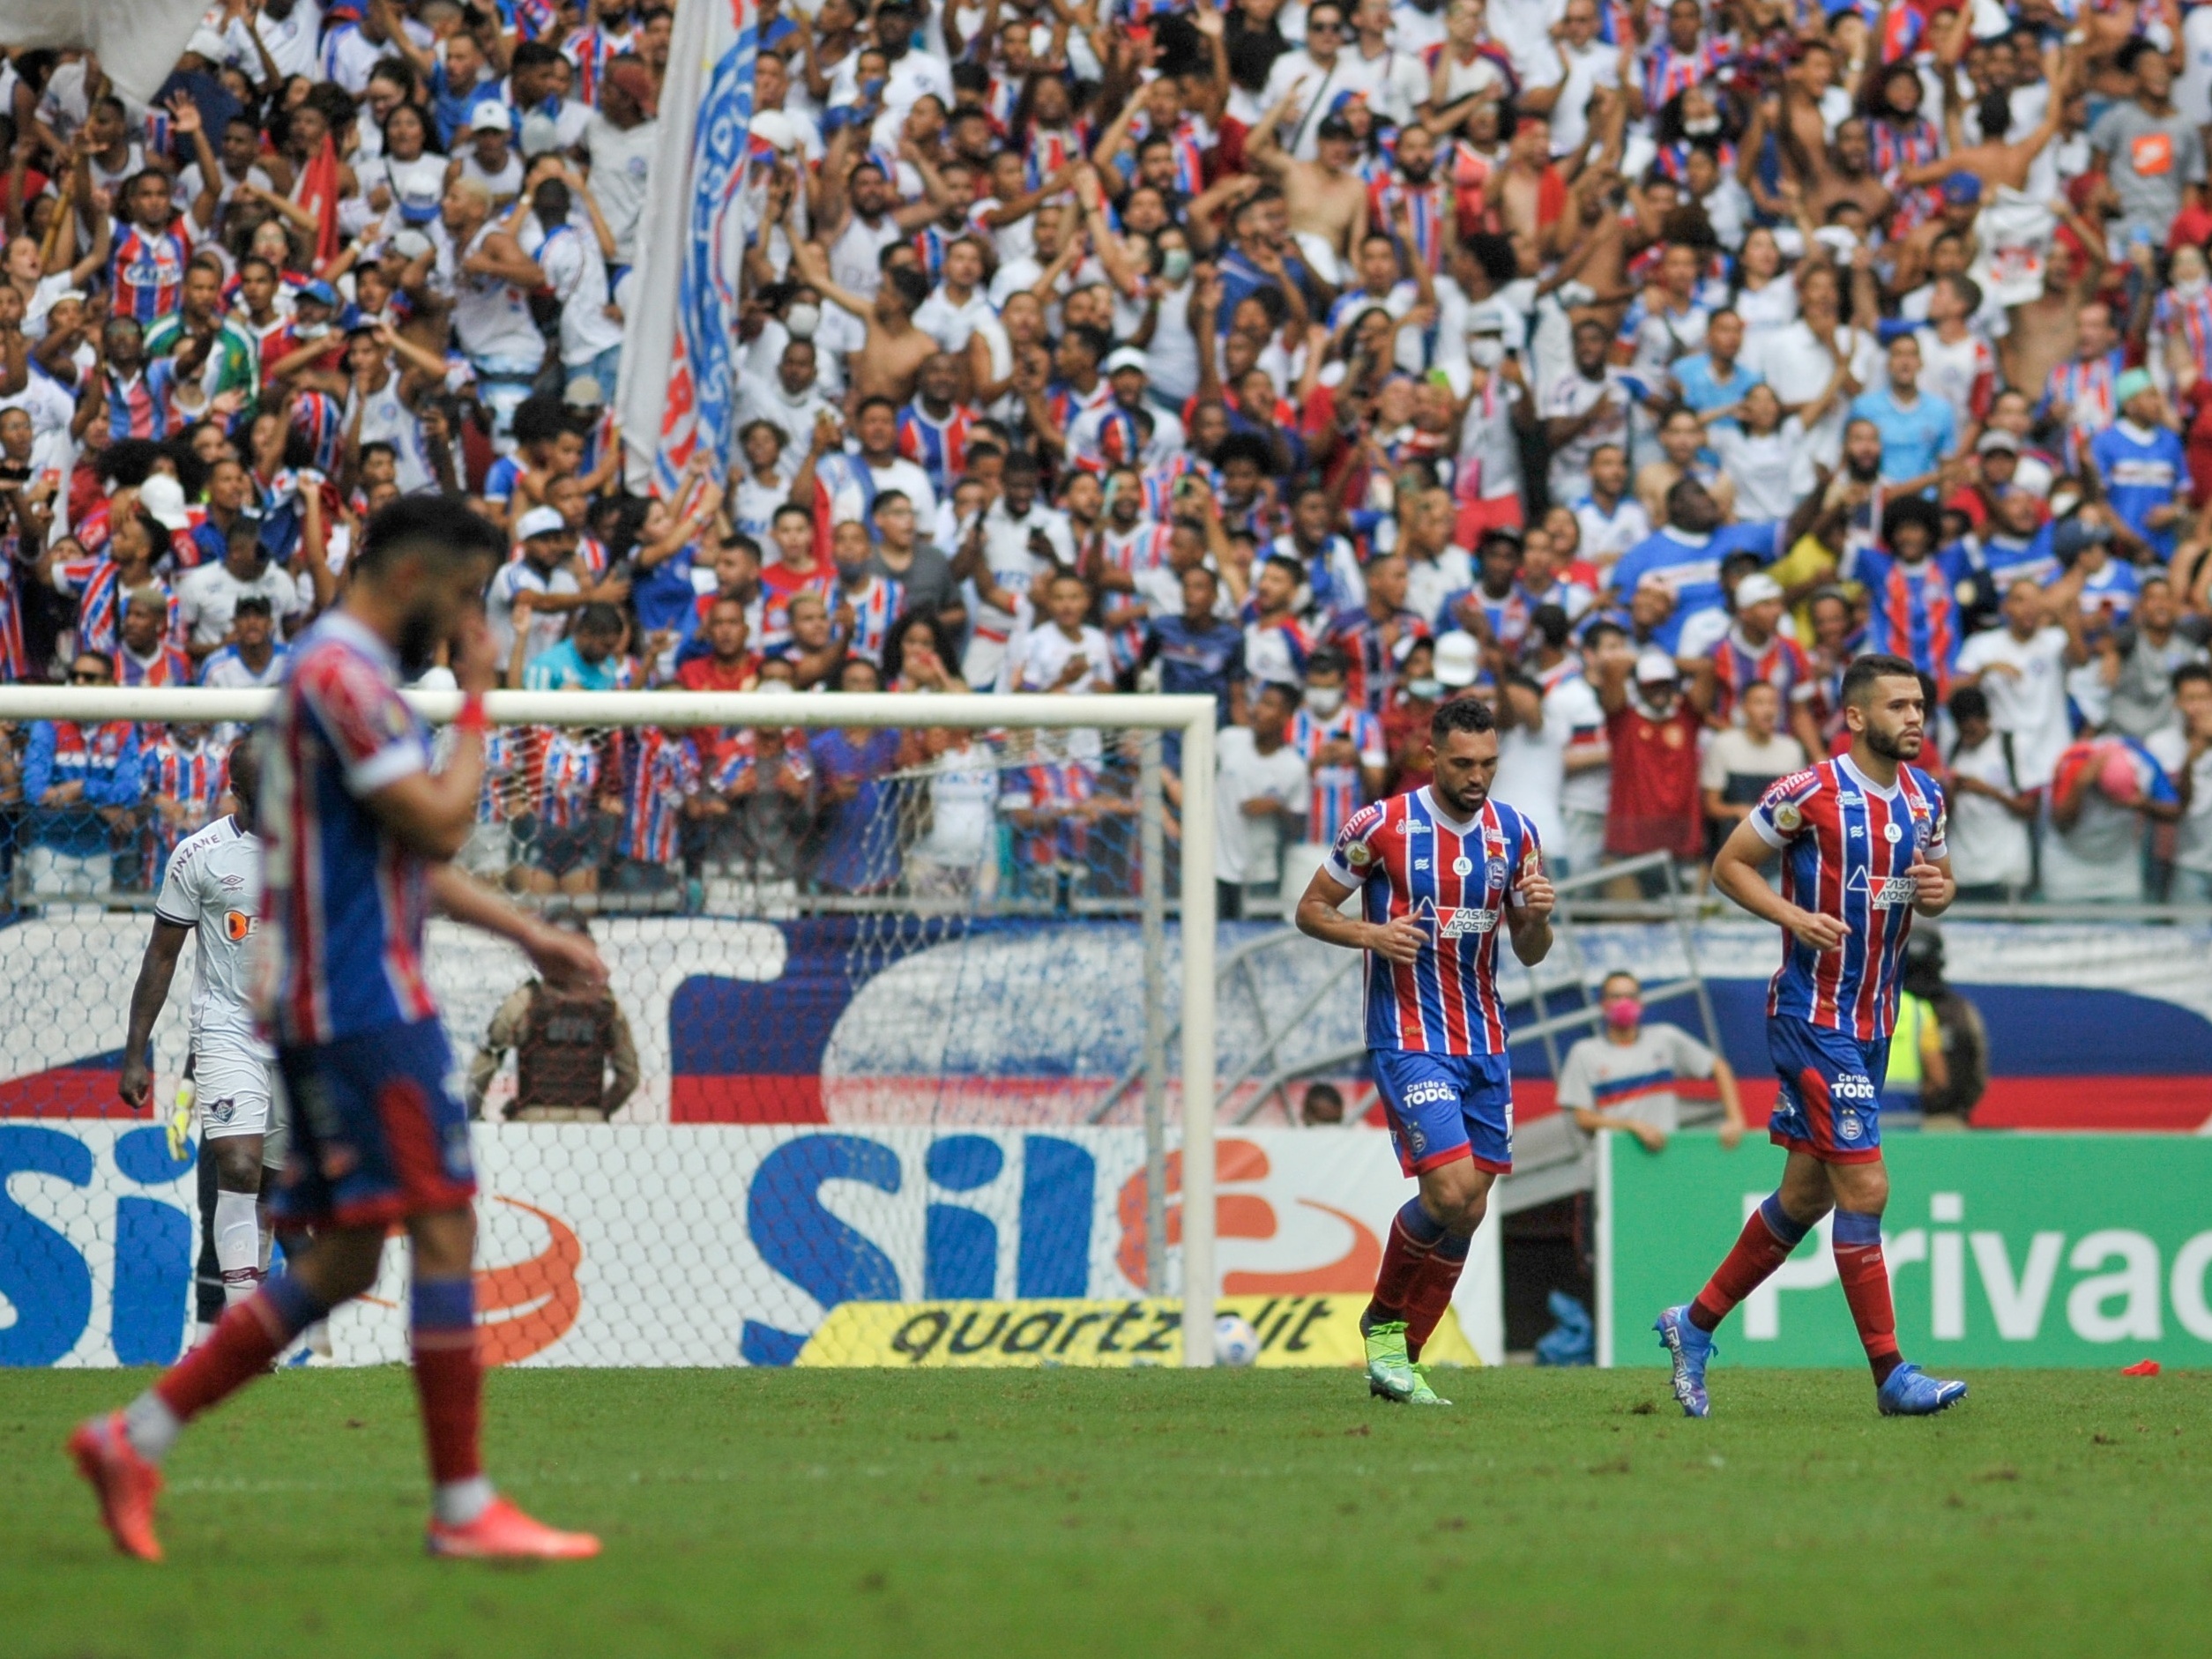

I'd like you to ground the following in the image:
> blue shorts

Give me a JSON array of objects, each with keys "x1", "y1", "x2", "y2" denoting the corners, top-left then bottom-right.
[
  {"x1": 1372, "y1": 1048, "x2": 1515, "y2": 1176},
  {"x1": 272, "y1": 1019, "x2": 477, "y2": 1228},
  {"x1": 1766, "y1": 1016, "x2": 1889, "y2": 1165}
]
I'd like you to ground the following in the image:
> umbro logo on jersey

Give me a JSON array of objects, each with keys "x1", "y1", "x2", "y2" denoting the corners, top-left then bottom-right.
[
  {"x1": 1414, "y1": 859, "x2": 1430, "y2": 870},
  {"x1": 219, "y1": 873, "x2": 246, "y2": 889},
  {"x1": 1848, "y1": 825, "x2": 1864, "y2": 837}
]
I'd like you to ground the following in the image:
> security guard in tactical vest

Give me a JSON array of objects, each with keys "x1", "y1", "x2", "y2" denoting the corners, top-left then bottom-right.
[{"x1": 465, "y1": 912, "x2": 640, "y2": 1121}]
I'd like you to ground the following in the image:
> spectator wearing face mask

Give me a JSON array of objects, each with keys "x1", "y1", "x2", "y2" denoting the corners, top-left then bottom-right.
[{"x1": 1553, "y1": 971, "x2": 1744, "y2": 1155}]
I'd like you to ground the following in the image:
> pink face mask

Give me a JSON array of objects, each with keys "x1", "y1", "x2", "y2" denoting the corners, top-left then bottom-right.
[{"x1": 1604, "y1": 997, "x2": 1642, "y2": 1030}]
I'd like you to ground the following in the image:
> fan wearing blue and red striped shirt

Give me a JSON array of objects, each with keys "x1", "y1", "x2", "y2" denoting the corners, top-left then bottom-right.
[
  {"x1": 1294, "y1": 696, "x2": 1556, "y2": 1408},
  {"x1": 1656, "y1": 653, "x2": 1968, "y2": 1422}
]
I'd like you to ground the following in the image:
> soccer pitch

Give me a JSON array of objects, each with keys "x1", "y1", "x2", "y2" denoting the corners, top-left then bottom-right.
[{"x1": 5, "y1": 1367, "x2": 2209, "y2": 1658}]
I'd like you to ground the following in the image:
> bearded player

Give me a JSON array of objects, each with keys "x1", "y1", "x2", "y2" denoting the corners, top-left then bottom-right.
[
  {"x1": 1294, "y1": 697, "x2": 1554, "y2": 1407},
  {"x1": 1655, "y1": 654, "x2": 1967, "y2": 1418},
  {"x1": 71, "y1": 496, "x2": 607, "y2": 1560}
]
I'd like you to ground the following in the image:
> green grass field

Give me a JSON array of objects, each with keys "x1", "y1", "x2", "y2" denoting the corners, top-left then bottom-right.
[{"x1": 4, "y1": 1365, "x2": 2209, "y2": 1658}]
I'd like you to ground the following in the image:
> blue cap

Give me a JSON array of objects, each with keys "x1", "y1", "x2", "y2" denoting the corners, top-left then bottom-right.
[
  {"x1": 1941, "y1": 171, "x2": 1982, "y2": 206},
  {"x1": 298, "y1": 279, "x2": 339, "y2": 309}
]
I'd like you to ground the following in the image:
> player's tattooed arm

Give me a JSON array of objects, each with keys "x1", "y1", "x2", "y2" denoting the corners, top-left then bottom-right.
[
  {"x1": 1293, "y1": 867, "x2": 1424, "y2": 963},
  {"x1": 1711, "y1": 817, "x2": 1849, "y2": 950}
]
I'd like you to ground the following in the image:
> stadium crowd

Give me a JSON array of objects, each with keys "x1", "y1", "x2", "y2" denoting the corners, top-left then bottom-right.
[{"x1": 4, "y1": 0, "x2": 2212, "y2": 907}]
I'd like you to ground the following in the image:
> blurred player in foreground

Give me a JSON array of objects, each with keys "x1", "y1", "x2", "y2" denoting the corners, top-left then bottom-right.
[
  {"x1": 1655, "y1": 654, "x2": 1966, "y2": 1419},
  {"x1": 71, "y1": 497, "x2": 608, "y2": 1561},
  {"x1": 120, "y1": 740, "x2": 295, "y2": 1335},
  {"x1": 1294, "y1": 697, "x2": 1555, "y2": 1407}
]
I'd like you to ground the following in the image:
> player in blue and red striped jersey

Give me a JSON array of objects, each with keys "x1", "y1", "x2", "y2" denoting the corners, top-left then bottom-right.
[
  {"x1": 94, "y1": 320, "x2": 183, "y2": 443},
  {"x1": 71, "y1": 497, "x2": 603, "y2": 1563},
  {"x1": 1656, "y1": 653, "x2": 1967, "y2": 1421},
  {"x1": 1294, "y1": 696, "x2": 1556, "y2": 1407},
  {"x1": 897, "y1": 381, "x2": 977, "y2": 497}
]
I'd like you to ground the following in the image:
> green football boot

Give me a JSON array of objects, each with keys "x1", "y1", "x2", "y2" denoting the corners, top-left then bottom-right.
[
  {"x1": 1408, "y1": 1364, "x2": 1453, "y2": 1407},
  {"x1": 1365, "y1": 1319, "x2": 1418, "y2": 1402}
]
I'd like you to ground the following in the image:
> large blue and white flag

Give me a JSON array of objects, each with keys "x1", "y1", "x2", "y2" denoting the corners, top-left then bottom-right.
[{"x1": 618, "y1": 0, "x2": 760, "y2": 496}]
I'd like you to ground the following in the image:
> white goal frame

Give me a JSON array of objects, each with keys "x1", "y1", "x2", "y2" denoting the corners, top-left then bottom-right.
[{"x1": 0, "y1": 686, "x2": 1223, "y2": 1365}]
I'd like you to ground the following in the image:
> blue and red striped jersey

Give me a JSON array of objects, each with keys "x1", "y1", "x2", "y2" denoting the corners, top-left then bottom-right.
[
  {"x1": 110, "y1": 224, "x2": 190, "y2": 323},
  {"x1": 257, "y1": 612, "x2": 440, "y2": 1045},
  {"x1": 1322, "y1": 789, "x2": 1543, "y2": 1056},
  {"x1": 1748, "y1": 757, "x2": 1948, "y2": 1040},
  {"x1": 897, "y1": 398, "x2": 977, "y2": 495}
]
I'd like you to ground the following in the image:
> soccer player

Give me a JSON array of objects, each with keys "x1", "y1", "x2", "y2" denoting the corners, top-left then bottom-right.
[
  {"x1": 119, "y1": 740, "x2": 287, "y2": 1328},
  {"x1": 71, "y1": 497, "x2": 607, "y2": 1562},
  {"x1": 1654, "y1": 653, "x2": 1967, "y2": 1419},
  {"x1": 1292, "y1": 697, "x2": 1556, "y2": 1407}
]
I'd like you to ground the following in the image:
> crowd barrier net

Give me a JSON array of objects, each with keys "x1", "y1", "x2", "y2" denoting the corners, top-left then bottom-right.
[{"x1": 0, "y1": 688, "x2": 1225, "y2": 1371}]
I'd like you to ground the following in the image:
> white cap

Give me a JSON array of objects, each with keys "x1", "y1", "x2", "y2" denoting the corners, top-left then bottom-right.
[
  {"x1": 518, "y1": 110, "x2": 564, "y2": 157},
  {"x1": 752, "y1": 110, "x2": 800, "y2": 153},
  {"x1": 388, "y1": 227, "x2": 436, "y2": 261},
  {"x1": 563, "y1": 376, "x2": 605, "y2": 407},
  {"x1": 1634, "y1": 649, "x2": 1680, "y2": 686},
  {"x1": 469, "y1": 100, "x2": 514, "y2": 134},
  {"x1": 1103, "y1": 346, "x2": 1149, "y2": 375},
  {"x1": 1434, "y1": 630, "x2": 1480, "y2": 688},
  {"x1": 514, "y1": 505, "x2": 569, "y2": 540},
  {"x1": 1733, "y1": 572, "x2": 1784, "y2": 609},
  {"x1": 137, "y1": 474, "x2": 191, "y2": 532}
]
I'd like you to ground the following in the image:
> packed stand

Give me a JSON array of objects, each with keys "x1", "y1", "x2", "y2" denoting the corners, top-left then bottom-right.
[{"x1": 3, "y1": 0, "x2": 2212, "y2": 909}]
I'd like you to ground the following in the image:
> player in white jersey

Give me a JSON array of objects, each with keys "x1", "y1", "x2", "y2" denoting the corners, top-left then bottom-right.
[{"x1": 119, "y1": 742, "x2": 284, "y2": 1326}]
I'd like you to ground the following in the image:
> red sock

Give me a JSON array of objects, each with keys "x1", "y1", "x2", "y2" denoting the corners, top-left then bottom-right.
[
  {"x1": 1367, "y1": 1201, "x2": 1442, "y2": 1326},
  {"x1": 153, "y1": 1290, "x2": 293, "y2": 1421},
  {"x1": 1404, "y1": 1237, "x2": 1471, "y2": 1362},
  {"x1": 1832, "y1": 1211, "x2": 1903, "y2": 1384},
  {"x1": 412, "y1": 1338, "x2": 485, "y2": 1486},
  {"x1": 1689, "y1": 1195, "x2": 1808, "y2": 1331}
]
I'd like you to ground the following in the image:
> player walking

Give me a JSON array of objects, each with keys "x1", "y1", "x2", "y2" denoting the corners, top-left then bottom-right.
[
  {"x1": 1656, "y1": 654, "x2": 1967, "y2": 1418},
  {"x1": 1294, "y1": 698, "x2": 1555, "y2": 1406},
  {"x1": 119, "y1": 741, "x2": 291, "y2": 1333},
  {"x1": 71, "y1": 497, "x2": 607, "y2": 1561}
]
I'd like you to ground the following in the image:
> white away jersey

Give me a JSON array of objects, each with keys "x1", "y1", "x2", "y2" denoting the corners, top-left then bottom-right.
[{"x1": 153, "y1": 815, "x2": 271, "y2": 1059}]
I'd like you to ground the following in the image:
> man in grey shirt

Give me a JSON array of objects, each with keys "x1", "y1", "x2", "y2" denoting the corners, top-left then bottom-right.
[
  {"x1": 2103, "y1": 575, "x2": 2207, "y2": 740},
  {"x1": 867, "y1": 491, "x2": 963, "y2": 639},
  {"x1": 2089, "y1": 41, "x2": 2206, "y2": 240},
  {"x1": 1554, "y1": 971, "x2": 1744, "y2": 1153}
]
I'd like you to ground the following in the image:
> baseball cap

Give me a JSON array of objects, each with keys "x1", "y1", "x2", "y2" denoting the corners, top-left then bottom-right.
[
  {"x1": 1434, "y1": 630, "x2": 1480, "y2": 688},
  {"x1": 389, "y1": 227, "x2": 436, "y2": 260},
  {"x1": 515, "y1": 506, "x2": 569, "y2": 541},
  {"x1": 137, "y1": 474, "x2": 191, "y2": 532},
  {"x1": 2115, "y1": 366, "x2": 2156, "y2": 406},
  {"x1": 1315, "y1": 114, "x2": 1357, "y2": 142},
  {"x1": 1634, "y1": 649, "x2": 1681, "y2": 686},
  {"x1": 564, "y1": 376, "x2": 605, "y2": 408},
  {"x1": 518, "y1": 111, "x2": 564, "y2": 158},
  {"x1": 1976, "y1": 429, "x2": 2021, "y2": 455},
  {"x1": 1941, "y1": 171, "x2": 1981, "y2": 206},
  {"x1": 2052, "y1": 515, "x2": 2111, "y2": 562},
  {"x1": 297, "y1": 279, "x2": 339, "y2": 309},
  {"x1": 1103, "y1": 346, "x2": 1149, "y2": 376},
  {"x1": 1733, "y1": 572, "x2": 1784, "y2": 609},
  {"x1": 470, "y1": 100, "x2": 514, "y2": 134}
]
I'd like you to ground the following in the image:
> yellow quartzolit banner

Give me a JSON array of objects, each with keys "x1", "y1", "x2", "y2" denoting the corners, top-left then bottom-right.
[{"x1": 794, "y1": 1294, "x2": 1482, "y2": 1368}]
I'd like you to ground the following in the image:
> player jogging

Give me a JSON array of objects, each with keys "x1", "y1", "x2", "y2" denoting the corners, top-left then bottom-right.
[
  {"x1": 1655, "y1": 653, "x2": 1967, "y2": 1418},
  {"x1": 71, "y1": 496, "x2": 607, "y2": 1561},
  {"x1": 120, "y1": 741, "x2": 292, "y2": 1334},
  {"x1": 1294, "y1": 697, "x2": 1555, "y2": 1407}
]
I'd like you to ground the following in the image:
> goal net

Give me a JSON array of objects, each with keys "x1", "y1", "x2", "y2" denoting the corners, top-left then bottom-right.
[{"x1": 0, "y1": 686, "x2": 1269, "y2": 1370}]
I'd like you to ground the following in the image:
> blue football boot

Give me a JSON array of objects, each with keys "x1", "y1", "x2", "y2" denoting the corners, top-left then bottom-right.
[
  {"x1": 1877, "y1": 1363, "x2": 1968, "y2": 1417},
  {"x1": 1654, "y1": 1305, "x2": 1714, "y2": 1418}
]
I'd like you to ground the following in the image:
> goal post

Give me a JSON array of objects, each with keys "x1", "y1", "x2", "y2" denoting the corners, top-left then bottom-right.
[{"x1": 0, "y1": 685, "x2": 1221, "y2": 1367}]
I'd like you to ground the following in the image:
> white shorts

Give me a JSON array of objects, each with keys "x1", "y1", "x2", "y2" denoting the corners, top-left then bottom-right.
[{"x1": 194, "y1": 1050, "x2": 287, "y2": 1169}]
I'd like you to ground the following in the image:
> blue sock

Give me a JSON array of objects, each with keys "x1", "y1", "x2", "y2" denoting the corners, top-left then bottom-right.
[
  {"x1": 1758, "y1": 1194, "x2": 1811, "y2": 1248},
  {"x1": 1396, "y1": 1197, "x2": 1447, "y2": 1246},
  {"x1": 411, "y1": 1275, "x2": 475, "y2": 1342},
  {"x1": 1433, "y1": 1229, "x2": 1472, "y2": 1262},
  {"x1": 1832, "y1": 1209, "x2": 1882, "y2": 1246},
  {"x1": 264, "y1": 1272, "x2": 331, "y2": 1341}
]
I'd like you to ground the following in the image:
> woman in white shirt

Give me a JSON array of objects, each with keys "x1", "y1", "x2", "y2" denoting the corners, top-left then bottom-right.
[{"x1": 1729, "y1": 227, "x2": 1799, "y2": 344}]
